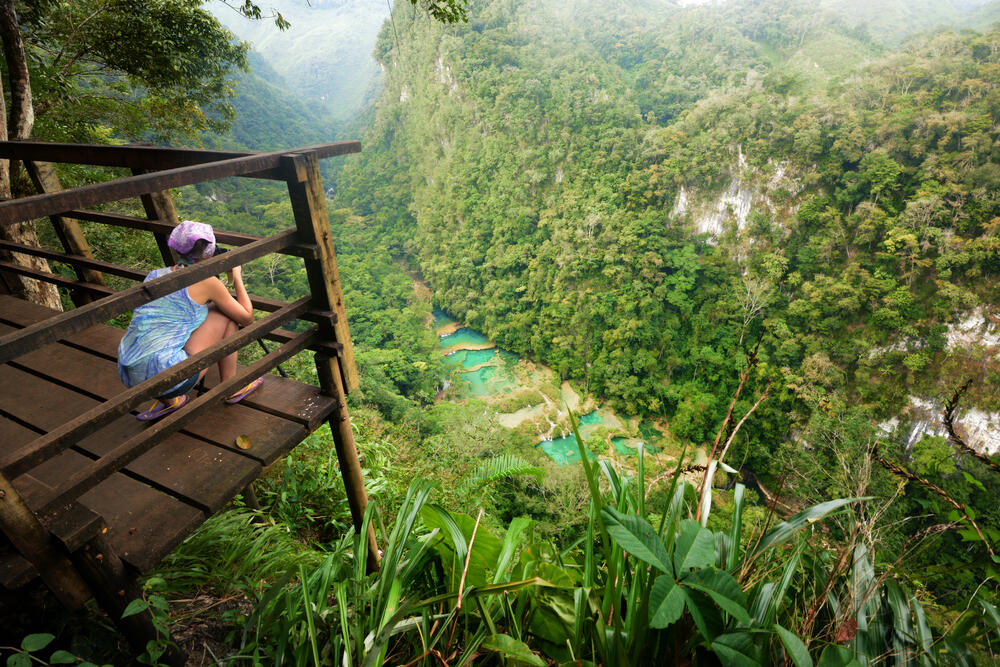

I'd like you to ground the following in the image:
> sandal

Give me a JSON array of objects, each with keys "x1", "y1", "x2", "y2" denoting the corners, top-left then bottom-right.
[
  {"x1": 136, "y1": 394, "x2": 189, "y2": 421},
  {"x1": 226, "y1": 377, "x2": 263, "y2": 404}
]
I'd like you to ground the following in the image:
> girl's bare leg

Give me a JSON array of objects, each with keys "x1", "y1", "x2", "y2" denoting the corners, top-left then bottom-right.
[{"x1": 185, "y1": 308, "x2": 240, "y2": 381}]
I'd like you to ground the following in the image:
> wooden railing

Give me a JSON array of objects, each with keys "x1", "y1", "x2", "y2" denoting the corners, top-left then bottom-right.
[{"x1": 0, "y1": 140, "x2": 379, "y2": 659}]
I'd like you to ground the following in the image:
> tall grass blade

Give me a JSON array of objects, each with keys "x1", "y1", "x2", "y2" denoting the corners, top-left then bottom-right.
[
  {"x1": 749, "y1": 497, "x2": 867, "y2": 559},
  {"x1": 298, "y1": 564, "x2": 321, "y2": 667},
  {"x1": 726, "y1": 483, "x2": 746, "y2": 571}
]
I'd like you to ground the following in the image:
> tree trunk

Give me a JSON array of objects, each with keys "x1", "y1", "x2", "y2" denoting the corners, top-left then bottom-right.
[{"x1": 0, "y1": 0, "x2": 61, "y2": 309}]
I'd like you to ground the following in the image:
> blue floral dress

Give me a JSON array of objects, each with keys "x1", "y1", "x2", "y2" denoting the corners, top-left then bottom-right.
[{"x1": 117, "y1": 267, "x2": 209, "y2": 395}]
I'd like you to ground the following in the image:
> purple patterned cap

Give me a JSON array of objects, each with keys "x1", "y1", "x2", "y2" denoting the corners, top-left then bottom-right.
[{"x1": 168, "y1": 220, "x2": 216, "y2": 259}]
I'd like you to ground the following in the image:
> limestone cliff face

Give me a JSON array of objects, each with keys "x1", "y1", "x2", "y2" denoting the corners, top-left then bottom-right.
[
  {"x1": 878, "y1": 312, "x2": 1000, "y2": 457},
  {"x1": 670, "y1": 146, "x2": 802, "y2": 241}
]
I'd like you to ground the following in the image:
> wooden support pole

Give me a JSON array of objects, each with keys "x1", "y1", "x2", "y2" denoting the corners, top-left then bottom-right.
[
  {"x1": 316, "y1": 353, "x2": 380, "y2": 573},
  {"x1": 22, "y1": 160, "x2": 105, "y2": 305},
  {"x1": 71, "y1": 532, "x2": 185, "y2": 666},
  {"x1": 241, "y1": 483, "x2": 261, "y2": 511},
  {"x1": 131, "y1": 168, "x2": 178, "y2": 266},
  {"x1": 281, "y1": 152, "x2": 359, "y2": 393},
  {"x1": 0, "y1": 471, "x2": 92, "y2": 609}
]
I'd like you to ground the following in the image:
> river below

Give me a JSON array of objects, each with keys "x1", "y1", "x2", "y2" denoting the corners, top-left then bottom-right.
[{"x1": 433, "y1": 308, "x2": 687, "y2": 465}]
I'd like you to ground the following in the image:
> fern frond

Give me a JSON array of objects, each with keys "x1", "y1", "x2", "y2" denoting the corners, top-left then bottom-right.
[{"x1": 467, "y1": 454, "x2": 544, "y2": 491}]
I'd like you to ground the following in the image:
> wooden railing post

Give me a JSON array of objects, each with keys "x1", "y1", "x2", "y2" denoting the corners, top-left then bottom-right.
[
  {"x1": 281, "y1": 152, "x2": 358, "y2": 392},
  {"x1": 72, "y1": 531, "x2": 185, "y2": 666},
  {"x1": 316, "y1": 353, "x2": 380, "y2": 573},
  {"x1": 0, "y1": 471, "x2": 91, "y2": 608},
  {"x1": 131, "y1": 168, "x2": 179, "y2": 266},
  {"x1": 282, "y1": 151, "x2": 377, "y2": 571},
  {"x1": 23, "y1": 160, "x2": 106, "y2": 305}
]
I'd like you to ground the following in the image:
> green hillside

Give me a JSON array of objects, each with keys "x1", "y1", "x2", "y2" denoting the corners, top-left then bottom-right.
[
  {"x1": 205, "y1": 52, "x2": 334, "y2": 151},
  {"x1": 209, "y1": 0, "x2": 387, "y2": 120},
  {"x1": 334, "y1": 0, "x2": 1000, "y2": 614}
]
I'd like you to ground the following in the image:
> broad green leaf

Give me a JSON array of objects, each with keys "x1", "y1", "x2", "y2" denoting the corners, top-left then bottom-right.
[
  {"x1": 981, "y1": 597, "x2": 1000, "y2": 632},
  {"x1": 421, "y1": 505, "x2": 503, "y2": 588},
  {"x1": 683, "y1": 588, "x2": 723, "y2": 641},
  {"x1": 121, "y1": 598, "x2": 150, "y2": 619},
  {"x1": 649, "y1": 574, "x2": 685, "y2": 628},
  {"x1": 774, "y1": 624, "x2": 812, "y2": 667},
  {"x1": 602, "y1": 507, "x2": 672, "y2": 574},
  {"x1": 962, "y1": 471, "x2": 986, "y2": 492},
  {"x1": 912, "y1": 594, "x2": 934, "y2": 657},
  {"x1": 674, "y1": 519, "x2": 715, "y2": 575},
  {"x1": 685, "y1": 568, "x2": 751, "y2": 624},
  {"x1": 818, "y1": 645, "x2": 862, "y2": 667},
  {"x1": 494, "y1": 517, "x2": 532, "y2": 583},
  {"x1": 750, "y1": 498, "x2": 867, "y2": 558},
  {"x1": 7, "y1": 653, "x2": 31, "y2": 667},
  {"x1": 20, "y1": 633, "x2": 54, "y2": 652},
  {"x1": 711, "y1": 632, "x2": 763, "y2": 667},
  {"x1": 481, "y1": 633, "x2": 545, "y2": 666},
  {"x1": 49, "y1": 650, "x2": 78, "y2": 664}
]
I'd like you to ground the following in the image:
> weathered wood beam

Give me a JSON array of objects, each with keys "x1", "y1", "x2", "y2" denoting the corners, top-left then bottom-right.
[
  {"x1": 0, "y1": 471, "x2": 92, "y2": 609},
  {"x1": 316, "y1": 352, "x2": 380, "y2": 573},
  {"x1": 0, "y1": 259, "x2": 113, "y2": 299},
  {"x1": 282, "y1": 152, "x2": 359, "y2": 393},
  {"x1": 0, "y1": 244, "x2": 337, "y2": 327},
  {"x1": 0, "y1": 229, "x2": 296, "y2": 364},
  {"x1": 0, "y1": 239, "x2": 146, "y2": 281},
  {"x1": 37, "y1": 330, "x2": 316, "y2": 515},
  {"x1": 0, "y1": 298, "x2": 313, "y2": 479},
  {"x1": 132, "y1": 166, "x2": 179, "y2": 266},
  {"x1": 63, "y1": 210, "x2": 319, "y2": 259},
  {"x1": 0, "y1": 140, "x2": 360, "y2": 171},
  {"x1": 22, "y1": 160, "x2": 106, "y2": 301},
  {"x1": 0, "y1": 143, "x2": 359, "y2": 226},
  {"x1": 72, "y1": 531, "x2": 185, "y2": 665}
]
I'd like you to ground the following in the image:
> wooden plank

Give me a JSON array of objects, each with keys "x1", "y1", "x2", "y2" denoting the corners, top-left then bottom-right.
[
  {"x1": 75, "y1": 415, "x2": 260, "y2": 514},
  {"x1": 64, "y1": 210, "x2": 321, "y2": 259},
  {"x1": 282, "y1": 153, "x2": 359, "y2": 392},
  {"x1": 35, "y1": 330, "x2": 316, "y2": 514},
  {"x1": 0, "y1": 294, "x2": 121, "y2": 359},
  {"x1": 0, "y1": 418, "x2": 51, "y2": 489},
  {"x1": 0, "y1": 302, "x2": 312, "y2": 478},
  {"x1": 0, "y1": 294, "x2": 344, "y2": 420},
  {"x1": 0, "y1": 333, "x2": 264, "y2": 512},
  {"x1": 182, "y1": 403, "x2": 307, "y2": 466},
  {"x1": 0, "y1": 140, "x2": 360, "y2": 171},
  {"x1": 0, "y1": 259, "x2": 113, "y2": 299},
  {"x1": 0, "y1": 360, "x2": 258, "y2": 515},
  {"x1": 200, "y1": 369, "x2": 337, "y2": 431},
  {"x1": 0, "y1": 144, "x2": 361, "y2": 226},
  {"x1": 0, "y1": 229, "x2": 297, "y2": 365},
  {"x1": 0, "y1": 239, "x2": 147, "y2": 281},
  {"x1": 14, "y1": 449, "x2": 205, "y2": 573},
  {"x1": 0, "y1": 469, "x2": 92, "y2": 608},
  {"x1": 0, "y1": 545, "x2": 36, "y2": 589}
]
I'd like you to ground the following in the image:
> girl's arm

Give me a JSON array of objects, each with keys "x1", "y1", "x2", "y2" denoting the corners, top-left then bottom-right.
[{"x1": 190, "y1": 268, "x2": 254, "y2": 326}]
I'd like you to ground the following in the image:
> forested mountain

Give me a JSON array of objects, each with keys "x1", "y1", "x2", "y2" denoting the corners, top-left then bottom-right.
[
  {"x1": 204, "y1": 52, "x2": 333, "y2": 151},
  {"x1": 337, "y1": 0, "x2": 1000, "y2": 427},
  {"x1": 209, "y1": 0, "x2": 387, "y2": 121},
  {"x1": 332, "y1": 0, "x2": 1000, "y2": 604}
]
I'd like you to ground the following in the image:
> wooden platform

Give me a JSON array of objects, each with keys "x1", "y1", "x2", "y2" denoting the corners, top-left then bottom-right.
[{"x1": 0, "y1": 294, "x2": 337, "y2": 589}]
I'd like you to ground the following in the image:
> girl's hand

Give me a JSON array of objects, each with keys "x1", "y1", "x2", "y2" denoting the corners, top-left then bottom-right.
[{"x1": 227, "y1": 265, "x2": 243, "y2": 285}]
